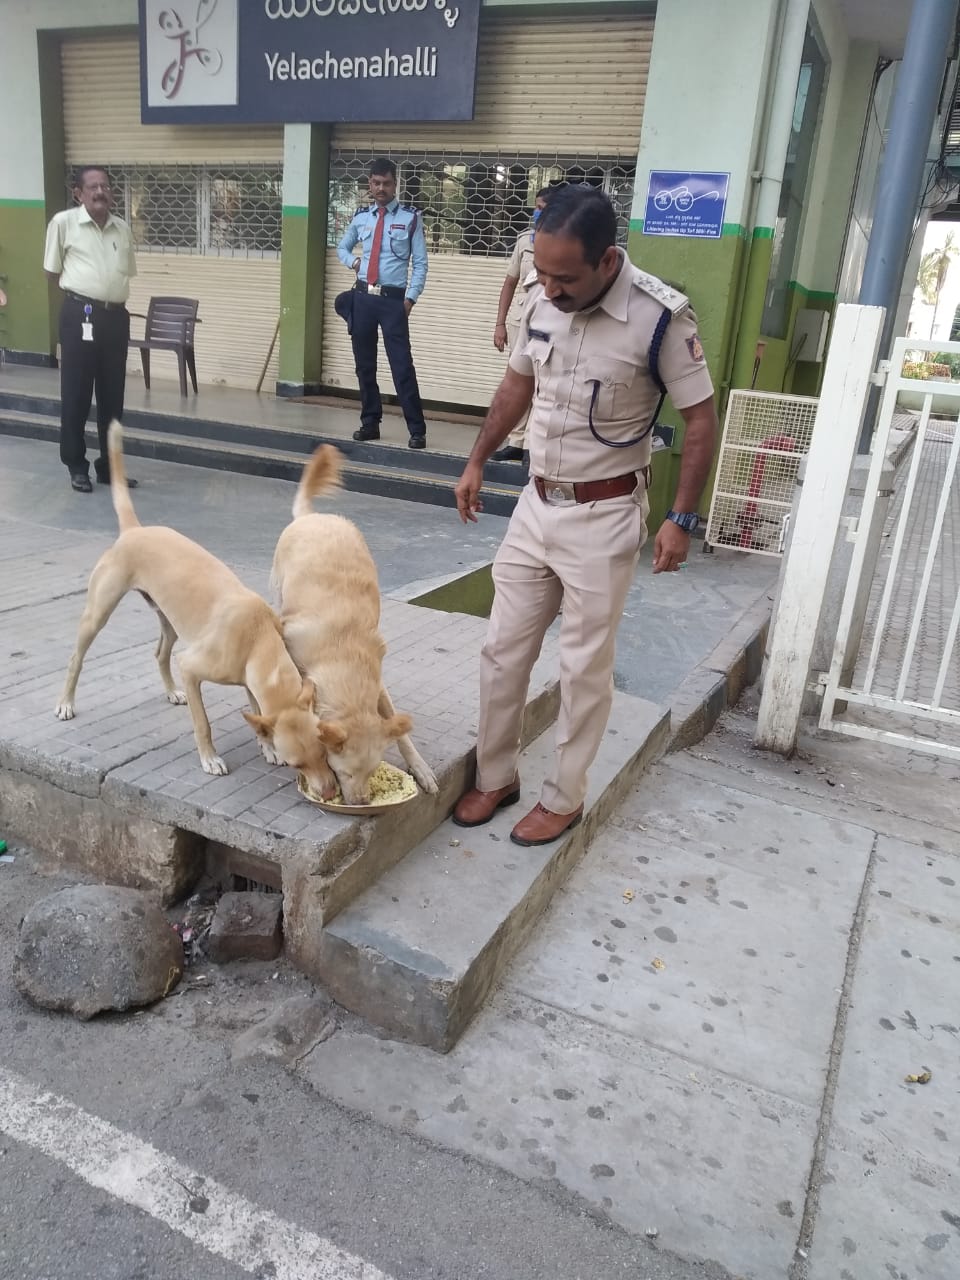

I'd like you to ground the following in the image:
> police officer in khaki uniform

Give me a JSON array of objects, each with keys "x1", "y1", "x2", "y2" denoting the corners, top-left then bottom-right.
[
  {"x1": 490, "y1": 186, "x2": 552, "y2": 462},
  {"x1": 452, "y1": 185, "x2": 718, "y2": 846}
]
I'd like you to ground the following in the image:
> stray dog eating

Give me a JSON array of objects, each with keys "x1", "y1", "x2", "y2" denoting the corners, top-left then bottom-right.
[
  {"x1": 55, "y1": 422, "x2": 338, "y2": 799},
  {"x1": 271, "y1": 445, "x2": 439, "y2": 807}
]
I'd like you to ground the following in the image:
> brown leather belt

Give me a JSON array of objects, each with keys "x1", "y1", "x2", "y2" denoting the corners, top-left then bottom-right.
[{"x1": 533, "y1": 471, "x2": 642, "y2": 505}]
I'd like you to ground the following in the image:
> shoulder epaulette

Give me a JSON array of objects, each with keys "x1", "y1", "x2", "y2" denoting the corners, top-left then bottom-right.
[
  {"x1": 399, "y1": 202, "x2": 419, "y2": 214},
  {"x1": 353, "y1": 206, "x2": 367, "y2": 217},
  {"x1": 632, "y1": 268, "x2": 690, "y2": 317},
  {"x1": 520, "y1": 265, "x2": 540, "y2": 291}
]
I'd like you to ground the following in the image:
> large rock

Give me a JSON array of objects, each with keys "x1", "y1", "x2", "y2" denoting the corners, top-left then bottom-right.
[{"x1": 14, "y1": 885, "x2": 184, "y2": 1019}]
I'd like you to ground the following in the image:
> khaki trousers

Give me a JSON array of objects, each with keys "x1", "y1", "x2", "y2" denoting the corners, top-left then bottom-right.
[{"x1": 476, "y1": 482, "x2": 648, "y2": 813}]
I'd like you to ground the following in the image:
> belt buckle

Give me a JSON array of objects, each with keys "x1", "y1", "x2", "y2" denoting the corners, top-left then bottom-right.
[
  {"x1": 368, "y1": 283, "x2": 382, "y2": 296},
  {"x1": 546, "y1": 481, "x2": 575, "y2": 506}
]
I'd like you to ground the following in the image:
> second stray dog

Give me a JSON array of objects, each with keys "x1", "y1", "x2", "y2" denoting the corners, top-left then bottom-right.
[
  {"x1": 271, "y1": 445, "x2": 439, "y2": 806},
  {"x1": 55, "y1": 422, "x2": 339, "y2": 799}
]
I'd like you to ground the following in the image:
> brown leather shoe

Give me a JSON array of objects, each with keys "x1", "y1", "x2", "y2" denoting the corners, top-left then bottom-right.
[
  {"x1": 452, "y1": 777, "x2": 521, "y2": 827},
  {"x1": 510, "y1": 802, "x2": 583, "y2": 847}
]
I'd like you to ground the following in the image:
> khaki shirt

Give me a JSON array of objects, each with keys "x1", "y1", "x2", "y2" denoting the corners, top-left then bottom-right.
[
  {"x1": 43, "y1": 206, "x2": 137, "y2": 304},
  {"x1": 508, "y1": 250, "x2": 714, "y2": 484},
  {"x1": 503, "y1": 230, "x2": 537, "y2": 335}
]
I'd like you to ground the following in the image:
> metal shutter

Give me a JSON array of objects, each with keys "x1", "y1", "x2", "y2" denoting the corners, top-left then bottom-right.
[
  {"x1": 61, "y1": 34, "x2": 282, "y2": 165},
  {"x1": 334, "y1": 13, "x2": 653, "y2": 153},
  {"x1": 324, "y1": 11, "x2": 652, "y2": 410},
  {"x1": 125, "y1": 256, "x2": 280, "y2": 393}
]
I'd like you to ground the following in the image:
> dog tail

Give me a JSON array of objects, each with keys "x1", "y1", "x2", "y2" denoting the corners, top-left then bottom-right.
[
  {"x1": 108, "y1": 421, "x2": 140, "y2": 532},
  {"x1": 292, "y1": 444, "x2": 343, "y2": 519}
]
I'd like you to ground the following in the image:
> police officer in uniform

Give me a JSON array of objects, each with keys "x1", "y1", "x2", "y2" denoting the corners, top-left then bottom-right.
[
  {"x1": 491, "y1": 186, "x2": 552, "y2": 463},
  {"x1": 452, "y1": 185, "x2": 718, "y2": 846},
  {"x1": 337, "y1": 157, "x2": 429, "y2": 449},
  {"x1": 43, "y1": 165, "x2": 138, "y2": 494}
]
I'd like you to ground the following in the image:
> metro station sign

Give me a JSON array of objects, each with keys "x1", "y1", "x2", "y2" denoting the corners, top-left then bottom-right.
[{"x1": 138, "y1": 0, "x2": 482, "y2": 124}]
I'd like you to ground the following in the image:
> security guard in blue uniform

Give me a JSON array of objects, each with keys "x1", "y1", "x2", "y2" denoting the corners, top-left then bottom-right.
[{"x1": 336, "y1": 157, "x2": 429, "y2": 448}]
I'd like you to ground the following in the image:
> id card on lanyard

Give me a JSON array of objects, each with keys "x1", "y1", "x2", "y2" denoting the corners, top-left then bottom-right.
[{"x1": 81, "y1": 303, "x2": 94, "y2": 342}]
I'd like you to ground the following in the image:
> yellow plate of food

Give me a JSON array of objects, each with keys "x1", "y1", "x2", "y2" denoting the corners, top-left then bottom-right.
[{"x1": 297, "y1": 760, "x2": 419, "y2": 815}]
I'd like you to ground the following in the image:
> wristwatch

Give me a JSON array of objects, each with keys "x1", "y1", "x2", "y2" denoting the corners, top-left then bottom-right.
[{"x1": 666, "y1": 509, "x2": 700, "y2": 534}]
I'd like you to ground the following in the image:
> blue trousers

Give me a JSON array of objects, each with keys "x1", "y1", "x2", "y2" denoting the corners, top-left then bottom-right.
[{"x1": 350, "y1": 291, "x2": 426, "y2": 436}]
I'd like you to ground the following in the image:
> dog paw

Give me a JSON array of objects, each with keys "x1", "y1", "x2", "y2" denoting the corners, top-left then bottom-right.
[
  {"x1": 201, "y1": 755, "x2": 229, "y2": 776},
  {"x1": 167, "y1": 690, "x2": 188, "y2": 706},
  {"x1": 259, "y1": 742, "x2": 281, "y2": 766},
  {"x1": 55, "y1": 702, "x2": 76, "y2": 721},
  {"x1": 412, "y1": 762, "x2": 440, "y2": 794}
]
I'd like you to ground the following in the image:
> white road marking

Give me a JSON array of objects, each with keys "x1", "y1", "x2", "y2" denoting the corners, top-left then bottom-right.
[{"x1": 0, "y1": 1066, "x2": 393, "y2": 1280}]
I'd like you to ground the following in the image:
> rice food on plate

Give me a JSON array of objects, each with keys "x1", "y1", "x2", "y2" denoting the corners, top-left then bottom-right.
[{"x1": 297, "y1": 760, "x2": 418, "y2": 807}]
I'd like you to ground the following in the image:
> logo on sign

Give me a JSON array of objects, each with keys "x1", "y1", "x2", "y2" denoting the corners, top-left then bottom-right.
[{"x1": 144, "y1": 0, "x2": 239, "y2": 107}]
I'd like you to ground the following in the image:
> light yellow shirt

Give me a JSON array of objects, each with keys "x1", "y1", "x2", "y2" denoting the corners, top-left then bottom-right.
[
  {"x1": 43, "y1": 206, "x2": 137, "y2": 304},
  {"x1": 509, "y1": 250, "x2": 715, "y2": 484}
]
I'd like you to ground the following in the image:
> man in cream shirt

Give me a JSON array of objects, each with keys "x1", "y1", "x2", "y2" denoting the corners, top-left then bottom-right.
[{"x1": 44, "y1": 166, "x2": 137, "y2": 493}]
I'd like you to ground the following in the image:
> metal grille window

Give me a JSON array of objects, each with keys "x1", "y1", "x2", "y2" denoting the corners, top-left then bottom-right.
[
  {"x1": 328, "y1": 150, "x2": 635, "y2": 256},
  {"x1": 72, "y1": 166, "x2": 284, "y2": 258}
]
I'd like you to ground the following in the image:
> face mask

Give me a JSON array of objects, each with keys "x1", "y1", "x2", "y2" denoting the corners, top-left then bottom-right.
[{"x1": 532, "y1": 208, "x2": 542, "y2": 226}]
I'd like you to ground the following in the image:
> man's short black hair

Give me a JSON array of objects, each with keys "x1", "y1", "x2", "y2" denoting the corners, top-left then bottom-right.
[
  {"x1": 537, "y1": 184, "x2": 617, "y2": 268},
  {"x1": 535, "y1": 186, "x2": 553, "y2": 202},
  {"x1": 73, "y1": 165, "x2": 111, "y2": 189},
  {"x1": 369, "y1": 157, "x2": 397, "y2": 180}
]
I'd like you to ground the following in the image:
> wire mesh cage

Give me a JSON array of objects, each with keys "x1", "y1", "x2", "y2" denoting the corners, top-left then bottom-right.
[
  {"x1": 705, "y1": 390, "x2": 820, "y2": 556},
  {"x1": 327, "y1": 148, "x2": 636, "y2": 257}
]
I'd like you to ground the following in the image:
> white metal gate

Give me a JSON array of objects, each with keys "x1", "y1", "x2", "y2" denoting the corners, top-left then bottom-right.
[{"x1": 819, "y1": 337, "x2": 960, "y2": 759}]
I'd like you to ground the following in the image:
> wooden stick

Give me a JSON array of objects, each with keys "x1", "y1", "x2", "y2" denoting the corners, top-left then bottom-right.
[{"x1": 255, "y1": 317, "x2": 281, "y2": 394}]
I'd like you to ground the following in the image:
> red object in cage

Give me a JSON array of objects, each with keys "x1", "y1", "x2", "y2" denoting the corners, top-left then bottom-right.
[{"x1": 736, "y1": 434, "x2": 797, "y2": 547}]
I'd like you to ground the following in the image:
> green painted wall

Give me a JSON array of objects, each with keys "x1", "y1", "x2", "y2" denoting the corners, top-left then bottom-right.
[
  {"x1": 626, "y1": 225, "x2": 748, "y2": 528},
  {"x1": 0, "y1": 202, "x2": 51, "y2": 355}
]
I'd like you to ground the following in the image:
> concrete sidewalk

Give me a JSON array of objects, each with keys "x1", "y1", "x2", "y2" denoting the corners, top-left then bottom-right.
[
  {"x1": 290, "y1": 696, "x2": 960, "y2": 1280},
  {"x1": 2, "y1": 434, "x2": 957, "y2": 1277}
]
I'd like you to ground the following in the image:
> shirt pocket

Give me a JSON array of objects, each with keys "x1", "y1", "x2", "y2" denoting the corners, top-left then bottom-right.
[
  {"x1": 388, "y1": 229, "x2": 411, "y2": 259},
  {"x1": 580, "y1": 356, "x2": 637, "y2": 422},
  {"x1": 521, "y1": 336, "x2": 556, "y2": 401}
]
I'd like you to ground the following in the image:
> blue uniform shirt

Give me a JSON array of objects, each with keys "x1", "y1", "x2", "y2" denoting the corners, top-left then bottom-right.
[{"x1": 336, "y1": 199, "x2": 428, "y2": 303}]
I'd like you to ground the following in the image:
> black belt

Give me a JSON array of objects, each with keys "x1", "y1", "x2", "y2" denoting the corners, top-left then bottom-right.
[
  {"x1": 354, "y1": 281, "x2": 407, "y2": 300},
  {"x1": 65, "y1": 292, "x2": 126, "y2": 311}
]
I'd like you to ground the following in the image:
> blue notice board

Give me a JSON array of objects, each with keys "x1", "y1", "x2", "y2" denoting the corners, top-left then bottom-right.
[{"x1": 643, "y1": 171, "x2": 730, "y2": 239}]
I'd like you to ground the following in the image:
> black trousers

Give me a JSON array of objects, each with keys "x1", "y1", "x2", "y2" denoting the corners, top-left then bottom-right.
[
  {"x1": 58, "y1": 295, "x2": 130, "y2": 476},
  {"x1": 349, "y1": 291, "x2": 426, "y2": 435}
]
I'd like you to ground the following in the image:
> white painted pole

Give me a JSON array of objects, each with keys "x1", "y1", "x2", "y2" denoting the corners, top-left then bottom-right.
[{"x1": 755, "y1": 304, "x2": 885, "y2": 754}]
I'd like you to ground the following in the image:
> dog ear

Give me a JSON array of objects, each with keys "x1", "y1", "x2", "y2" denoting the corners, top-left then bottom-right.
[
  {"x1": 317, "y1": 720, "x2": 347, "y2": 752},
  {"x1": 297, "y1": 678, "x2": 316, "y2": 710},
  {"x1": 382, "y1": 712, "x2": 413, "y2": 739},
  {"x1": 243, "y1": 711, "x2": 276, "y2": 739}
]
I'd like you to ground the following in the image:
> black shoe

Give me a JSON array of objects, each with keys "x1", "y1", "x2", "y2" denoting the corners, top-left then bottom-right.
[
  {"x1": 491, "y1": 446, "x2": 525, "y2": 462},
  {"x1": 408, "y1": 435, "x2": 427, "y2": 450},
  {"x1": 353, "y1": 427, "x2": 381, "y2": 442},
  {"x1": 70, "y1": 473, "x2": 93, "y2": 494},
  {"x1": 95, "y1": 469, "x2": 138, "y2": 489}
]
